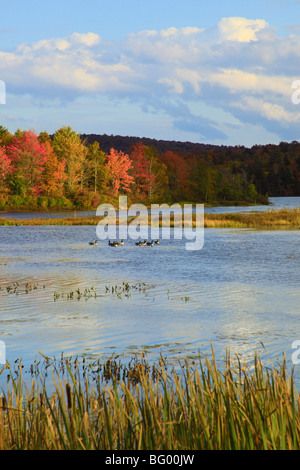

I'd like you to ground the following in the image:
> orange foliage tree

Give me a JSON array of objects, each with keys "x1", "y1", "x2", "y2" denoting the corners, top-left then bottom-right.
[{"x1": 106, "y1": 148, "x2": 134, "y2": 196}]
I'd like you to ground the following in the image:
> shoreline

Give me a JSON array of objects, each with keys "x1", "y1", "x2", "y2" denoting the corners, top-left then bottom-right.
[
  {"x1": 0, "y1": 208, "x2": 299, "y2": 229},
  {"x1": 0, "y1": 199, "x2": 271, "y2": 214}
]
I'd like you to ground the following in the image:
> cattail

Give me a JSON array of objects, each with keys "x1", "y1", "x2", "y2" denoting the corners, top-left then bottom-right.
[
  {"x1": 1, "y1": 396, "x2": 6, "y2": 411},
  {"x1": 66, "y1": 383, "x2": 72, "y2": 409}
]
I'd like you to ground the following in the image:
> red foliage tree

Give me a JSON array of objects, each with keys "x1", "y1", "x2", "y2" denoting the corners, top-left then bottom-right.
[
  {"x1": 0, "y1": 142, "x2": 13, "y2": 193},
  {"x1": 7, "y1": 131, "x2": 48, "y2": 195},
  {"x1": 129, "y1": 142, "x2": 156, "y2": 199},
  {"x1": 106, "y1": 148, "x2": 134, "y2": 196},
  {"x1": 160, "y1": 150, "x2": 190, "y2": 198}
]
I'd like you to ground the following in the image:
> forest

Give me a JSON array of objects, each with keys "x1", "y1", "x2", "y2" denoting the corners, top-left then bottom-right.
[{"x1": 0, "y1": 125, "x2": 299, "y2": 211}]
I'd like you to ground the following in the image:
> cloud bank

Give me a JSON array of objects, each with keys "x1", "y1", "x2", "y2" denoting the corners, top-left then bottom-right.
[{"x1": 1, "y1": 17, "x2": 300, "y2": 143}]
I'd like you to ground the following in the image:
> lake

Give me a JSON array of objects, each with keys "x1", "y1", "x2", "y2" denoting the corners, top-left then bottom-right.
[{"x1": 0, "y1": 197, "x2": 299, "y2": 380}]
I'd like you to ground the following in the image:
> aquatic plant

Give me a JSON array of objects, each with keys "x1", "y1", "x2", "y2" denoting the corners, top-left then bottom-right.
[
  {"x1": 53, "y1": 286, "x2": 97, "y2": 301},
  {"x1": 104, "y1": 281, "x2": 154, "y2": 299},
  {"x1": 0, "y1": 282, "x2": 45, "y2": 295},
  {"x1": 0, "y1": 348, "x2": 300, "y2": 450}
]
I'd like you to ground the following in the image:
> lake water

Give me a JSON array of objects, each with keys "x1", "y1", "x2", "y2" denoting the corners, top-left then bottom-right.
[{"x1": 0, "y1": 197, "x2": 299, "y2": 381}]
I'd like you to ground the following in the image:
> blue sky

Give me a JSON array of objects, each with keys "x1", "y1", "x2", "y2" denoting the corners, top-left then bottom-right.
[{"x1": 1, "y1": 0, "x2": 300, "y2": 146}]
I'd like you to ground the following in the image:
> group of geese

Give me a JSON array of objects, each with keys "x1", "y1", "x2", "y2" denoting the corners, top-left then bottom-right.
[
  {"x1": 89, "y1": 239, "x2": 160, "y2": 247},
  {"x1": 135, "y1": 239, "x2": 160, "y2": 246}
]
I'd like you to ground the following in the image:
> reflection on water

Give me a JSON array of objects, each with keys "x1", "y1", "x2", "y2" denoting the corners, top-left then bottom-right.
[{"x1": 0, "y1": 214, "x2": 299, "y2": 381}]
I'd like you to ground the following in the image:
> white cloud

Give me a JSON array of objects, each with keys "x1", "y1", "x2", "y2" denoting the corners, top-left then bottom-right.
[
  {"x1": 1, "y1": 18, "x2": 300, "y2": 143},
  {"x1": 218, "y1": 17, "x2": 269, "y2": 42},
  {"x1": 233, "y1": 96, "x2": 300, "y2": 123},
  {"x1": 70, "y1": 32, "x2": 101, "y2": 47}
]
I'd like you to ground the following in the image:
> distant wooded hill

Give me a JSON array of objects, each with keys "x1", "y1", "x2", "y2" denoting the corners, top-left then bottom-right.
[
  {"x1": 81, "y1": 134, "x2": 300, "y2": 197},
  {"x1": 80, "y1": 133, "x2": 220, "y2": 154}
]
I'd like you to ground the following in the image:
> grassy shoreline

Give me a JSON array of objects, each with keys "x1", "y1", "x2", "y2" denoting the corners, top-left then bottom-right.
[
  {"x1": 0, "y1": 208, "x2": 299, "y2": 229},
  {"x1": 0, "y1": 349, "x2": 299, "y2": 450}
]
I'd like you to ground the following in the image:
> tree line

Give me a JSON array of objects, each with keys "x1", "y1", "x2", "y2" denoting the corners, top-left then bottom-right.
[{"x1": 1, "y1": 125, "x2": 299, "y2": 211}]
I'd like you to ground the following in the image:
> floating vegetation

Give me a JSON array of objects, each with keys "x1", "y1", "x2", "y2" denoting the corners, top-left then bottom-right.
[
  {"x1": 53, "y1": 282, "x2": 155, "y2": 302},
  {"x1": 0, "y1": 282, "x2": 45, "y2": 295},
  {"x1": 1, "y1": 279, "x2": 190, "y2": 304},
  {"x1": 104, "y1": 281, "x2": 154, "y2": 299},
  {"x1": 53, "y1": 286, "x2": 97, "y2": 301}
]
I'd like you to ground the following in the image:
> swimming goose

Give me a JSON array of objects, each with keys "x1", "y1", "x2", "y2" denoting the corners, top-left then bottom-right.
[
  {"x1": 155, "y1": 239, "x2": 160, "y2": 244},
  {"x1": 147, "y1": 240, "x2": 154, "y2": 246},
  {"x1": 108, "y1": 240, "x2": 118, "y2": 247},
  {"x1": 135, "y1": 239, "x2": 147, "y2": 246},
  {"x1": 89, "y1": 240, "x2": 98, "y2": 245},
  {"x1": 116, "y1": 239, "x2": 124, "y2": 245}
]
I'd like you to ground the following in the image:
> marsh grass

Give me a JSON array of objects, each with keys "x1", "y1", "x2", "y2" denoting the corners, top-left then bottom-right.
[
  {"x1": 1, "y1": 348, "x2": 300, "y2": 450},
  {"x1": 0, "y1": 208, "x2": 299, "y2": 229},
  {"x1": 204, "y1": 208, "x2": 300, "y2": 229}
]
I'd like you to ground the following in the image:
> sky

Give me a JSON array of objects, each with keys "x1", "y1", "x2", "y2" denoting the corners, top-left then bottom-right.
[{"x1": 1, "y1": 0, "x2": 300, "y2": 147}]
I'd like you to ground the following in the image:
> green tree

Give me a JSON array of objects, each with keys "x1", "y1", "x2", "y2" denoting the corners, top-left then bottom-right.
[
  {"x1": 85, "y1": 141, "x2": 108, "y2": 193},
  {"x1": 192, "y1": 159, "x2": 217, "y2": 202},
  {"x1": 0, "y1": 126, "x2": 12, "y2": 146},
  {"x1": 144, "y1": 146, "x2": 169, "y2": 201},
  {"x1": 38, "y1": 131, "x2": 52, "y2": 144}
]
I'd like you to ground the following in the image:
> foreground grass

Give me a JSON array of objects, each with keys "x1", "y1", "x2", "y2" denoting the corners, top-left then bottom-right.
[
  {"x1": 0, "y1": 208, "x2": 299, "y2": 229},
  {"x1": 1, "y1": 349, "x2": 300, "y2": 450}
]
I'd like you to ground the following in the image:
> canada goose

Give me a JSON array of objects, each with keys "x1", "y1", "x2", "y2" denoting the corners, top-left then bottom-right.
[
  {"x1": 116, "y1": 239, "x2": 124, "y2": 245},
  {"x1": 155, "y1": 239, "x2": 160, "y2": 244},
  {"x1": 89, "y1": 240, "x2": 98, "y2": 245},
  {"x1": 147, "y1": 240, "x2": 154, "y2": 246},
  {"x1": 108, "y1": 240, "x2": 118, "y2": 247},
  {"x1": 135, "y1": 239, "x2": 147, "y2": 246}
]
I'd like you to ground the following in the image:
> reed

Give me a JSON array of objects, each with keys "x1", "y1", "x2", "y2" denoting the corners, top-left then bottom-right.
[
  {"x1": 0, "y1": 208, "x2": 299, "y2": 228},
  {"x1": 204, "y1": 208, "x2": 300, "y2": 229},
  {"x1": 1, "y1": 348, "x2": 300, "y2": 450}
]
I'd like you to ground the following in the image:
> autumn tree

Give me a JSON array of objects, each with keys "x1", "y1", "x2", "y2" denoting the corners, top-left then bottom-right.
[
  {"x1": 6, "y1": 130, "x2": 47, "y2": 196},
  {"x1": 38, "y1": 131, "x2": 52, "y2": 144},
  {"x1": 129, "y1": 142, "x2": 155, "y2": 200},
  {"x1": 39, "y1": 141, "x2": 67, "y2": 196},
  {"x1": 52, "y1": 126, "x2": 87, "y2": 194},
  {"x1": 0, "y1": 142, "x2": 13, "y2": 194},
  {"x1": 160, "y1": 150, "x2": 190, "y2": 200},
  {"x1": 85, "y1": 141, "x2": 108, "y2": 194},
  {"x1": 106, "y1": 148, "x2": 134, "y2": 196}
]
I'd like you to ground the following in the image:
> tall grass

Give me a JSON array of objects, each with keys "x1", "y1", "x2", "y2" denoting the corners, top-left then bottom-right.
[
  {"x1": 204, "y1": 208, "x2": 300, "y2": 229},
  {"x1": 1, "y1": 208, "x2": 299, "y2": 228},
  {"x1": 1, "y1": 349, "x2": 300, "y2": 450}
]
